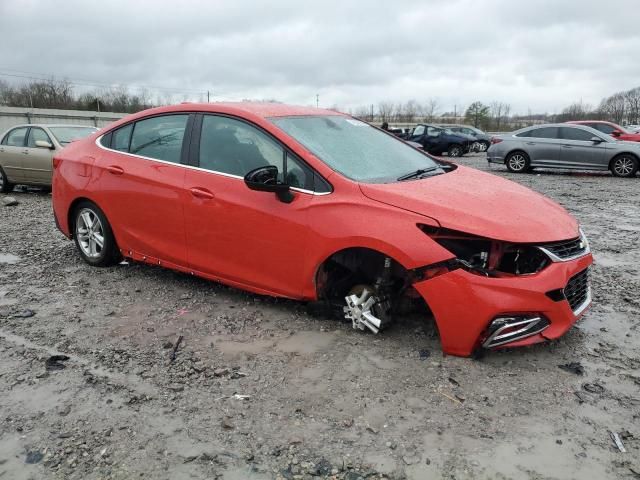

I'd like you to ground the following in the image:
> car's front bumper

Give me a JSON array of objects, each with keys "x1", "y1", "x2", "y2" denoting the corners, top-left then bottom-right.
[{"x1": 413, "y1": 253, "x2": 593, "y2": 356}]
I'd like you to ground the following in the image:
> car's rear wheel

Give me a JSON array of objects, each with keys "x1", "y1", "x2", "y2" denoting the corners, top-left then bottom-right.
[
  {"x1": 448, "y1": 145, "x2": 463, "y2": 157},
  {"x1": 73, "y1": 201, "x2": 121, "y2": 267},
  {"x1": 0, "y1": 167, "x2": 14, "y2": 193},
  {"x1": 610, "y1": 154, "x2": 638, "y2": 178},
  {"x1": 505, "y1": 151, "x2": 530, "y2": 173},
  {"x1": 479, "y1": 141, "x2": 490, "y2": 152}
]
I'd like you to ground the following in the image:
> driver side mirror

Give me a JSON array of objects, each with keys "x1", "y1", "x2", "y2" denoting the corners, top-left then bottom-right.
[
  {"x1": 35, "y1": 140, "x2": 54, "y2": 149},
  {"x1": 244, "y1": 165, "x2": 294, "y2": 203},
  {"x1": 611, "y1": 131, "x2": 621, "y2": 137},
  {"x1": 590, "y1": 136, "x2": 604, "y2": 143}
]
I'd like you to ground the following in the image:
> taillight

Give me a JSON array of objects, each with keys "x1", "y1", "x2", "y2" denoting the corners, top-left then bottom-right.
[
  {"x1": 490, "y1": 137, "x2": 503, "y2": 145},
  {"x1": 52, "y1": 157, "x2": 62, "y2": 169}
]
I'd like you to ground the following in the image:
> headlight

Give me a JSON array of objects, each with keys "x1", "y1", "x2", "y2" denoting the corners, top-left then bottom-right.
[
  {"x1": 578, "y1": 227, "x2": 589, "y2": 252},
  {"x1": 418, "y1": 225, "x2": 549, "y2": 276}
]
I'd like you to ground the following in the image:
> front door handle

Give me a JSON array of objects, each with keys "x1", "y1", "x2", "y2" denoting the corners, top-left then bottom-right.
[
  {"x1": 106, "y1": 165, "x2": 124, "y2": 175},
  {"x1": 190, "y1": 187, "x2": 214, "y2": 200},
  {"x1": 525, "y1": 142, "x2": 536, "y2": 145},
  {"x1": 22, "y1": 149, "x2": 29, "y2": 154},
  {"x1": 562, "y1": 145, "x2": 573, "y2": 149}
]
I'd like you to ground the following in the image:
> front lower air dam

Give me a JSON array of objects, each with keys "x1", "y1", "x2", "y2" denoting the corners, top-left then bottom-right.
[{"x1": 482, "y1": 315, "x2": 550, "y2": 348}]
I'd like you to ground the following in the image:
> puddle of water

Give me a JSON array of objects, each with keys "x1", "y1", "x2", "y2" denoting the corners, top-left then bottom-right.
[
  {"x1": 0, "y1": 253, "x2": 20, "y2": 264},
  {"x1": 276, "y1": 331, "x2": 335, "y2": 355}
]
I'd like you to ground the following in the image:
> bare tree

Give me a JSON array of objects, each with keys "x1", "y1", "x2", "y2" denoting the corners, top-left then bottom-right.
[
  {"x1": 624, "y1": 87, "x2": 640, "y2": 125},
  {"x1": 599, "y1": 93, "x2": 626, "y2": 124},
  {"x1": 396, "y1": 100, "x2": 419, "y2": 123},
  {"x1": 422, "y1": 98, "x2": 439, "y2": 122},
  {"x1": 378, "y1": 102, "x2": 395, "y2": 123},
  {"x1": 353, "y1": 105, "x2": 374, "y2": 121}
]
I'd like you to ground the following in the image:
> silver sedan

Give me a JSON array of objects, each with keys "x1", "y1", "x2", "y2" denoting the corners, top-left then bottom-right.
[{"x1": 487, "y1": 123, "x2": 640, "y2": 177}]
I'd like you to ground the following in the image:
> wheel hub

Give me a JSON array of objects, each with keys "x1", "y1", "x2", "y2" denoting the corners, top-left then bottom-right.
[{"x1": 344, "y1": 285, "x2": 390, "y2": 334}]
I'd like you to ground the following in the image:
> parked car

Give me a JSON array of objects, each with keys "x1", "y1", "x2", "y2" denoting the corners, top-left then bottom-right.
[
  {"x1": 440, "y1": 124, "x2": 492, "y2": 151},
  {"x1": 52, "y1": 103, "x2": 593, "y2": 357},
  {"x1": 625, "y1": 124, "x2": 640, "y2": 133},
  {"x1": 487, "y1": 123, "x2": 639, "y2": 177},
  {"x1": 566, "y1": 120, "x2": 640, "y2": 142},
  {"x1": 0, "y1": 124, "x2": 98, "y2": 192},
  {"x1": 406, "y1": 124, "x2": 472, "y2": 157}
]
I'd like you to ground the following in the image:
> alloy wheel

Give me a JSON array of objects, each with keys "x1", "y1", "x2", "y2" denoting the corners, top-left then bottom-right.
[
  {"x1": 76, "y1": 208, "x2": 105, "y2": 258},
  {"x1": 508, "y1": 154, "x2": 526, "y2": 171},
  {"x1": 449, "y1": 146, "x2": 462, "y2": 157},
  {"x1": 613, "y1": 156, "x2": 635, "y2": 176}
]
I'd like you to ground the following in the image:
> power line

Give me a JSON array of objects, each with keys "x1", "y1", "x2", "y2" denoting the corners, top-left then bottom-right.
[{"x1": 0, "y1": 68, "x2": 207, "y2": 96}]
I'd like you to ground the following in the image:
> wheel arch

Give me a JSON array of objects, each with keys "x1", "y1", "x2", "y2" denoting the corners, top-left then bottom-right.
[
  {"x1": 504, "y1": 148, "x2": 529, "y2": 164},
  {"x1": 313, "y1": 246, "x2": 411, "y2": 300}
]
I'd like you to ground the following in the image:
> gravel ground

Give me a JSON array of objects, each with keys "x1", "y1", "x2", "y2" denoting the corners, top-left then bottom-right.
[{"x1": 1, "y1": 154, "x2": 639, "y2": 480}]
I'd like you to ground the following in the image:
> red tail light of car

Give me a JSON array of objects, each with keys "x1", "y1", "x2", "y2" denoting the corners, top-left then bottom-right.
[{"x1": 490, "y1": 137, "x2": 503, "y2": 145}]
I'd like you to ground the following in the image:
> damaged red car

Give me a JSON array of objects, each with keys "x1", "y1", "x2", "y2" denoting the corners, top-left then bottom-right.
[{"x1": 51, "y1": 103, "x2": 593, "y2": 357}]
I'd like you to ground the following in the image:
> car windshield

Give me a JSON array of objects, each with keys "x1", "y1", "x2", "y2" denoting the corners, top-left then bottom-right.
[
  {"x1": 48, "y1": 126, "x2": 98, "y2": 145},
  {"x1": 270, "y1": 116, "x2": 440, "y2": 183}
]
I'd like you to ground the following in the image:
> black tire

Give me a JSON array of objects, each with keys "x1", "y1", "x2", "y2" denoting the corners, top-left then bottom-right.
[
  {"x1": 610, "y1": 154, "x2": 638, "y2": 178},
  {"x1": 72, "y1": 201, "x2": 121, "y2": 267},
  {"x1": 480, "y1": 141, "x2": 490, "y2": 152},
  {"x1": 0, "y1": 167, "x2": 14, "y2": 193},
  {"x1": 505, "y1": 151, "x2": 531, "y2": 173},
  {"x1": 448, "y1": 144, "x2": 463, "y2": 157}
]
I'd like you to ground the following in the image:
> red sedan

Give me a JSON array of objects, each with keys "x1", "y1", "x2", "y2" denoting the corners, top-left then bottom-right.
[
  {"x1": 52, "y1": 103, "x2": 593, "y2": 357},
  {"x1": 567, "y1": 120, "x2": 640, "y2": 142}
]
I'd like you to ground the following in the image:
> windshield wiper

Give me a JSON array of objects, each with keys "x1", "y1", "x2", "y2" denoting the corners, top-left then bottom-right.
[{"x1": 397, "y1": 167, "x2": 440, "y2": 181}]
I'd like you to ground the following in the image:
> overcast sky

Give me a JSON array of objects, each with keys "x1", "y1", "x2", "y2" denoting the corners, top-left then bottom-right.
[{"x1": 1, "y1": 0, "x2": 638, "y2": 114}]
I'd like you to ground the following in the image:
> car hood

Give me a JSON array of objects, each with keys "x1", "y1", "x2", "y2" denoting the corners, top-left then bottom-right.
[{"x1": 359, "y1": 165, "x2": 579, "y2": 243}]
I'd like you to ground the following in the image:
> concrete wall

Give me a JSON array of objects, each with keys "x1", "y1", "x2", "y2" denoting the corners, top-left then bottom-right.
[{"x1": 0, "y1": 106, "x2": 126, "y2": 133}]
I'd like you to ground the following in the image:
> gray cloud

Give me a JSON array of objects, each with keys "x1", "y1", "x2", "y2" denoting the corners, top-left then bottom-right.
[{"x1": 1, "y1": 0, "x2": 638, "y2": 113}]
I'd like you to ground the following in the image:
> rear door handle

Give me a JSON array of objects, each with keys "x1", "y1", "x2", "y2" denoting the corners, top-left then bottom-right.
[
  {"x1": 106, "y1": 165, "x2": 124, "y2": 175},
  {"x1": 525, "y1": 142, "x2": 536, "y2": 145},
  {"x1": 562, "y1": 145, "x2": 573, "y2": 149},
  {"x1": 22, "y1": 149, "x2": 29, "y2": 154},
  {"x1": 190, "y1": 187, "x2": 214, "y2": 200}
]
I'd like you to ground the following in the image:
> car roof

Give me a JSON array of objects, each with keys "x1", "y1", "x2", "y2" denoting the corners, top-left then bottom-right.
[
  {"x1": 135, "y1": 102, "x2": 343, "y2": 119},
  {"x1": 566, "y1": 120, "x2": 616, "y2": 126},
  {"x1": 4, "y1": 124, "x2": 98, "y2": 129},
  {"x1": 512, "y1": 123, "x2": 605, "y2": 135}
]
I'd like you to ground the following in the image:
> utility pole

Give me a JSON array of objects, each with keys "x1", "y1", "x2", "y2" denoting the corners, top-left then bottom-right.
[
  {"x1": 96, "y1": 98, "x2": 100, "y2": 112},
  {"x1": 207, "y1": 90, "x2": 210, "y2": 103},
  {"x1": 316, "y1": 94, "x2": 319, "y2": 108}
]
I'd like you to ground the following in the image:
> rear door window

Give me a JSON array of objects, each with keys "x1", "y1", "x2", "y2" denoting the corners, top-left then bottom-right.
[
  {"x1": 523, "y1": 127, "x2": 559, "y2": 139},
  {"x1": 112, "y1": 124, "x2": 133, "y2": 152},
  {"x1": 130, "y1": 115, "x2": 189, "y2": 163},
  {"x1": 2, "y1": 127, "x2": 29, "y2": 146}
]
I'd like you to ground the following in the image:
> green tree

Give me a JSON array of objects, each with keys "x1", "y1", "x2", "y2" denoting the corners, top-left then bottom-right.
[{"x1": 465, "y1": 101, "x2": 490, "y2": 128}]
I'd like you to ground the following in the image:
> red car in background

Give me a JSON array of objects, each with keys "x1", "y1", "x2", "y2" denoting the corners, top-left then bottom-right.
[
  {"x1": 52, "y1": 103, "x2": 593, "y2": 357},
  {"x1": 567, "y1": 120, "x2": 640, "y2": 142}
]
